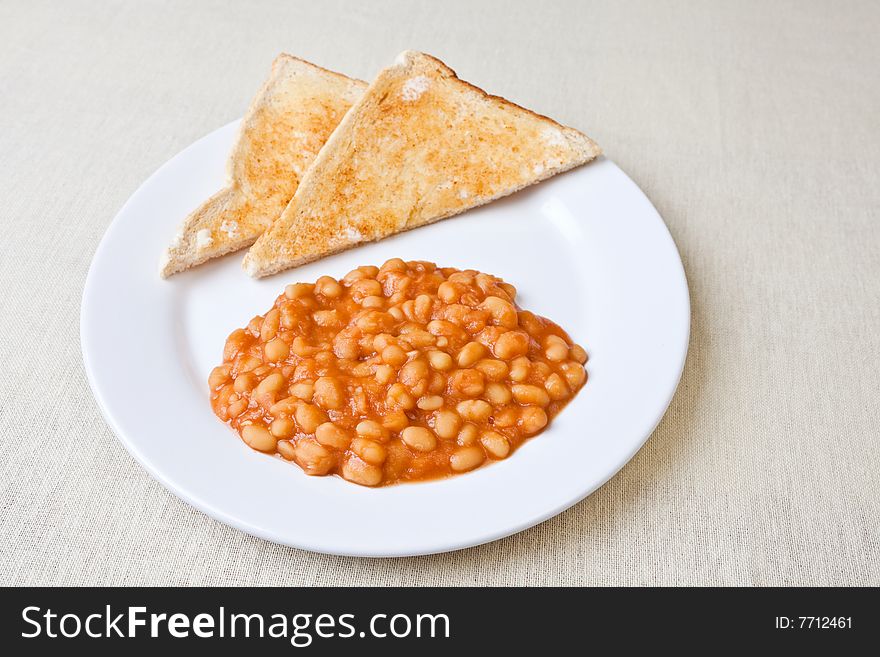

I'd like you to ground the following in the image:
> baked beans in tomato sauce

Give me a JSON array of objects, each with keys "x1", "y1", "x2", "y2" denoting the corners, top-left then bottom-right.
[{"x1": 209, "y1": 259, "x2": 588, "y2": 486}]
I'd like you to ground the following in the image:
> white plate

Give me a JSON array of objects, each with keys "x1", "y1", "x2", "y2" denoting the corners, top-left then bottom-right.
[{"x1": 81, "y1": 120, "x2": 689, "y2": 557}]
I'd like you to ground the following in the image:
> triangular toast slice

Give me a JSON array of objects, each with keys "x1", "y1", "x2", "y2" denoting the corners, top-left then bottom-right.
[
  {"x1": 159, "y1": 55, "x2": 366, "y2": 277},
  {"x1": 243, "y1": 50, "x2": 601, "y2": 277}
]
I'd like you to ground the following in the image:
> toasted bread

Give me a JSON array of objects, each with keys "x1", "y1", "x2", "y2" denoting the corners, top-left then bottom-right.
[
  {"x1": 242, "y1": 50, "x2": 601, "y2": 277},
  {"x1": 159, "y1": 55, "x2": 366, "y2": 277}
]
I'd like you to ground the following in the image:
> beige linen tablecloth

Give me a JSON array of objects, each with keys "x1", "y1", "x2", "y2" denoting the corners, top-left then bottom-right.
[{"x1": 1, "y1": 0, "x2": 877, "y2": 586}]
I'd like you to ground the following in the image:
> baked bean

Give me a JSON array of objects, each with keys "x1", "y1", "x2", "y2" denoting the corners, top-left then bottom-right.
[
  {"x1": 260, "y1": 309, "x2": 280, "y2": 342},
  {"x1": 379, "y1": 257, "x2": 407, "y2": 273},
  {"x1": 386, "y1": 383, "x2": 416, "y2": 410},
  {"x1": 291, "y1": 336, "x2": 316, "y2": 357},
  {"x1": 351, "y1": 437, "x2": 388, "y2": 465},
  {"x1": 289, "y1": 381, "x2": 314, "y2": 401},
  {"x1": 276, "y1": 440, "x2": 296, "y2": 460},
  {"x1": 517, "y1": 310, "x2": 543, "y2": 334},
  {"x1": 401, "y1": 426, "x2": 437, "y2": 452},
  {"x1": 232, "y1": 371, "x2": 256, "y2": 394},
  {"x1": 457, "y1": 341, "x2": 486, "y2": 368},
  {"x1": 270, "y1": 396, "x2": 298, "y2": 415},
  {"x1": 352, "y1": 387, "x2": 369, "y2": 414},
  {"x1": 509, "y1": 357, "x2": 530, "y2": 382},
  {"x1": 361, "y1": 295, "x2": 385, "y2": 309},
  {"x1": 447, "y1": 271, "x2": 474, "y2": 285},
  {"x1": 209, "y1": 365, "x2": 230, "y2": 390},
  {"x1": 492, "y1": 406, "x2": 519, "y2": 428},
  {"x1": 351, "y1": 278, "x2": 383, "y2": 301},
  {"x1": 396, "y1": 321, "x2": 422, "y2": 334},
  {"x1": 356, "y1": 310, "x2": 393, "y2": 333},
  {"x1": 236, "y1": 355, "x2": 261, "y2": 373},
  {"x1": 333, "y1": 333, "x2": 360, "y2": 360},
  {"x1": 372, "y1": 333, "x2": 394, "y2": 350},
  {"x1": 443, "y1": 303, "x2": 470, "y2": 327},
  {"x1": 314, "y1": 275, "x2": 343, "y2": 298},
  {"x1": 399, "y1": 328, "x2": 435, "y2": 349},
  {"x1": 342, "y1": 456, "x2": 383, "y2": 486},
  {"x1": 484, "y1": 382, "x2": 513, "y2": 405},
  {"x1": 381, "y1": 344, "x2": 408, "y2": 367},
  {"x1": 399, "y1": 359, "x2": 429, "y2": 390},
  {"x1": 345, "y1": 265, "x2": 378, "y2": 282},
  {"x1": 544, "y1": 336, "x2": 569, "y2": 362},
  {"x1": 457, "y1": 423, "x2": 479, "y2": 446},
  {"x1": 561, "y1": 361, "x2": 587, "y2": 388},
  {"x1": 280, "y1": 304, "x2": 298, "y2": 329},
  {"x1": 456, "y1": 399, "x2": 492, "y2": 422},
  {"x1": 460, "y1": 292, "x2": 481, "y2": 307},
  {"x1": 437, "y1": 281, "x2": 460, "y2": 304},
  {"x1": 474, "y1": 273, "x2": 494, "y2": 293},
  {"x1": 512, "y1": 384, "x2": 550, "y2": 407},
  {"x1": 315, "y1": 350, "x2": 336, "y2": 367},
  {"x1": 388, "y1": 305, "x2": 404, "y2": 321},
  {"x1": 254, "y1": 364, "x2": 273, "y2": 377},
  {"x1": 223, "y1": 329, "x2": 248, "y2": 360},
  {"x1": 351, "y1": 362, "x2": 373, "y2": 377},
  {"x1": 312, "y1": 376, "x2": 344, "y2": 410},
  {"x1": 499, "y1": 282, "x2": 517, "y2": 300},
  {"x1": 270, "y1": 417, "x2": 296, "y2": 438},
  {"x1": 295, "y1": 439, "x2": 335, "y2": 475},
  {"x1": 284, "y1": 282, "x2": 313, "y2": 299},
  {"x1": 435, "y1": 336, "x2": 449, "y2": 348},
  {"x1": 493, "y1": 331, "x2": 530, "y2": 359},
  {"x1": 428, "y1": 371, "x2": 446, "y2": 394},
  {"x1": 295, "y1": 403, "x2": 327, "y2": 434},
  {"x1": 264, "y1": 337, "x2": 289, "y2": 362},
  {"x1": 375, "y1": 364, "x2": 395, "y2": 385},
  {"x1": 481, "y1": 296, "x2": 518, "y2": 328},
  {"x1": 427, "y1": 320, "x2": 465, "y2": 341},
  {"x1": 316, "y1": 422, "x2": 351, "y2": 449},
  {"x1": 414, "y1": 294, "x2": 434, "y2": 322},
  {"x1": 241, "y1": 424, "x2": 277, "y2": 452},
  {"x1": 400, "y1": 299, "x2": 416, "y2": 321},
  {"x1": 428, "y1": 350, "x2": 453, "y2": 371},
  {"x1": 450, "y1": 369, "x2": 485, "y2": 397},
  {"x1": 382, "y1": 410, "x2": 409, "y2": 433},
  {"x1": 450, "y1": 446, "x2": 485, "y2": 472},
  {"x1": 432, "y1": 409, "x2": 462, "y2": 439},
  {"x1": 570, "y1": 344, "x2": 588, "y2": 364},
  {"x1": 255, "y1": 371, "x2": 286, "y2": 397},
  {"x1": 481, "y1": 431, "x2": 510, "y2": 459},
  {"x1": 520, "y1": 407, "x2": 548, "y2": 435},
  {"x1": 343, "y1": 268, "x2": 368, "y2": 283},
  {"x1": 545, "y1": 373, "x2": 570, "y2": 400},
  {"x1": 474, "y1": 358, "x2": 509, "y2": 381},
  {"x1": 532, "y1": 361, "x2": 552, "y2": 378},
  {"x1": 417, "y1": 395, "x2": 444, "y2": 411},
  {"x1": 227, "y1": 397, "x2": 248, "y2": 418},
  {"x1": 214, "y1": 384, "x2": 235, "y2": 415},
  {"x1": 356, "y1": 420, "x2": 389, "y2": 442},
  {"x1": 386, "y1": 276, "x2": 413, "y2": 301}
]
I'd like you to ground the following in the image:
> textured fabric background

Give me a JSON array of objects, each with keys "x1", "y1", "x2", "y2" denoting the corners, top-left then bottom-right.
[{"x1": 1, "y1": 0, "x2": 877, "y2": 586}]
